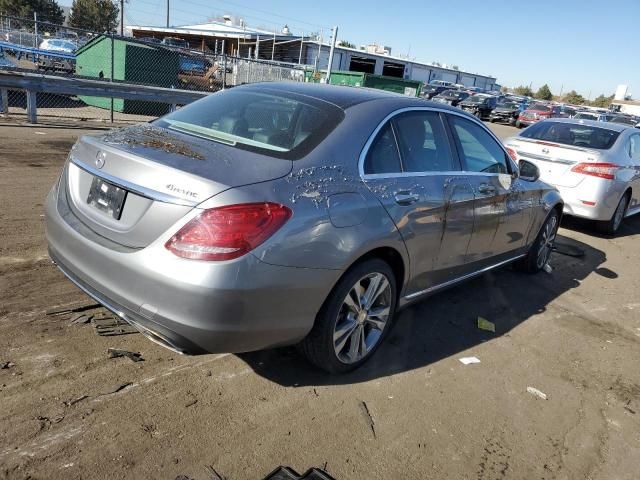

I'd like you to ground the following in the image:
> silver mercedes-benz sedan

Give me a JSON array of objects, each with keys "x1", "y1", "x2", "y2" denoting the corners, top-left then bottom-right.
[
  {"x1": 46, "y1": 82, "x2": 562, "y2": 373},
  {"x1": 505, "y1": 119, "x2": 640, "y2": 234}
]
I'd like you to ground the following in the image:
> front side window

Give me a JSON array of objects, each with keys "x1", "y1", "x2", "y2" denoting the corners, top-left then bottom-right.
[
  {"x1": 392, "y1": 111, "x2": 455, "y2": 172},
  {"x1": 363, "y1": 123, "x2": 402, "y2": 175},
  {"x1": 449, "y1": 116, "x2": 509, "y2": 174}
]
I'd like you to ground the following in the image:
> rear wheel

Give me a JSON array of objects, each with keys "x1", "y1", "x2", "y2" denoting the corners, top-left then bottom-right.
[
  {"x1": 516, "y1": 210, "x2": 559, "y2": 273},
  {"x1": 516, "y1": 120, "x2": 523, "y2": 128},
  {"x1": 300, "y1": 259, "x2": 397, "y2": 374},
  {"x1": 597, "y1": 192, "x2": 629, "y2": 235}
]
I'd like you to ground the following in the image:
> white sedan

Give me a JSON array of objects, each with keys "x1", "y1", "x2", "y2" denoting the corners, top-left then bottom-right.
[{"x1": 505, "y1": 118, "x2": 640, "y2": 234}]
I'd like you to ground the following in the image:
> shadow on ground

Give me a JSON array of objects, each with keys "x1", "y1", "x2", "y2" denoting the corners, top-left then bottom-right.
[
  {"x1": 240, "y1": 234, "x2": 610, "y2": 386},
  {"x1": 560, "y1": 211, "x2": 640, "y2": 240}
]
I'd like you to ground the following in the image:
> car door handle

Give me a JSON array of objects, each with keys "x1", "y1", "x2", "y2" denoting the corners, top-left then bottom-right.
[
  {"x1": 393, "y1": 190, "x2": 420, "y2": 205},
  {"x1": 477, "y1": 183, "x2": 496, "y2": 195}
]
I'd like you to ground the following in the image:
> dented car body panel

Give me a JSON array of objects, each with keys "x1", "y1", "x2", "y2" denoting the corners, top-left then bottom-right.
[{"x1": 45, "y1": 83, "x2": 562, "y2": 355}]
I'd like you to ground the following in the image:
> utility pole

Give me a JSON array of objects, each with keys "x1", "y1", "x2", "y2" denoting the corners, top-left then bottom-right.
[
  {"x1": 326, "y1": 25, "x2": 338, "y2": 83},
  {"x1": 119, "y1": 0, "x2": 124, "y2": 36},
  {"x1": 166, "y1": 0, "x2": 170, "y2": 28},
  {"x1": 298, "y1": 32, "x2": 304, "y2": 65},
  {"x1": 271, "y1": 29, "x2": 276, "y2": 61}
]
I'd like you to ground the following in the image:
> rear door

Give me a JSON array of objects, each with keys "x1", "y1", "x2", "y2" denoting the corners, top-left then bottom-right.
[
  {"x1": 447, "y1": 114, "x2": 531, "y2": 259},
  {"x1": 361, "y1": 109, "x2": 472, "y2": 294}
]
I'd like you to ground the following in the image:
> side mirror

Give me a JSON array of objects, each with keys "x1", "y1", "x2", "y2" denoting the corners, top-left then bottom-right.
[{"x1": 518, "y1": 159, "x2": 540, "y2": 182}]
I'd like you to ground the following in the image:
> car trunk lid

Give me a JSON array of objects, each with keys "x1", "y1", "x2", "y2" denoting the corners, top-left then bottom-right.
[
  {"x1": 506, "y1": 137, "x2": 601, "y2": 187},
  {"x1": 64, "y1": 125, "x2": 292, "y2": 248}
]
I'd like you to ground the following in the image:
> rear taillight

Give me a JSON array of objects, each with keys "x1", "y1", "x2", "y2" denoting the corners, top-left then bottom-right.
[
  {"x1": 570, "y1": 162, "x2": 619, "y2": 180},
  {"x1": 165, "y1": 203, "x2": 292, "y2": 261},
  {"x1": 505, "y1": 147, "x2": 518, "y2": 162}
]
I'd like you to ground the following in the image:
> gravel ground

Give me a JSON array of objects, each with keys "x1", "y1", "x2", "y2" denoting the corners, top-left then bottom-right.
[{"x1": 1, "y1": 121, "x2": 639, "y2": 480}]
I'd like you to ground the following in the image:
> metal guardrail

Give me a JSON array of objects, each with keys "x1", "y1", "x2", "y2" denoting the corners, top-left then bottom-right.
[{"x1": 0, "y1": 69, "x2": 209, "y2": 123}]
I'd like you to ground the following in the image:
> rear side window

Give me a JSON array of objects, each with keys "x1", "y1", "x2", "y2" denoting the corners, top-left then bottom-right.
[
  {"x1": 364, "y1": 123, "x2": 402, "y2": 175},
  {"x1": 392, "y1": 111, "x2": 455, "y2": 172},
  {"x1": 154, "y1": 89, "x2": 343, "y2": 159},
  {"x1": 629, "y1": 135, "x2": 640, "y2": 161},
  {"x1": 449, "y1": 115, "x2": 509, "y2": 174},
  {"x1": 521, "y1": 121, "x2": 621, "y2": 149}
]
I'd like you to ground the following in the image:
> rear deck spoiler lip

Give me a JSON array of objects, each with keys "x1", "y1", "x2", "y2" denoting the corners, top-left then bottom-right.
[{"x1": 507, "y1": 136, "x2": 600, "y2": 155}]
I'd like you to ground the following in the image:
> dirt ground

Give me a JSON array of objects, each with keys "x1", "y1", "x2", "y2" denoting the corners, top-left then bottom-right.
[{"x1": 1, "y1": 120, "x2": 639, "y2": 480}]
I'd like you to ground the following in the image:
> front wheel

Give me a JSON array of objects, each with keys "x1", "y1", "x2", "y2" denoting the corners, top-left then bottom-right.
[
  {"x1": 300, "y1": 259, "x2": 397, "y2": 374},
  {"x1": 597, "y1": 193, "x2": 629, "y2": 235},
  {"x1": 515, "y1": 210, "x2": 559, "y2": 273}
]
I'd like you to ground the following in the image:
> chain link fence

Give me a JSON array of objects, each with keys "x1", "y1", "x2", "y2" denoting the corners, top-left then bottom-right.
[{"x1": 0, "y1": 14, "x2": 308, "y2": 124}]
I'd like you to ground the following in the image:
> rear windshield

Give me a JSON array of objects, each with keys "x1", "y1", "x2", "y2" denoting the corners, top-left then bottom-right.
[
  {"x1": 574, "y1": 112, "x2": 597, "y2": 120},
  {"x1": 154, "y1": 88, "x2": 343, "y2": 159},
  {"x1": 465, "y1": 96, "x2": 487, "y2": 103},
  {"x1": 609, "y1": 116, "x2": 637, "y2": 126},
  {"x1": 528, "y1": 103, "x2": 551, "y2": 112},
  {"x1": 520, "y1": 121, "x2": 621, "y2": 149}
]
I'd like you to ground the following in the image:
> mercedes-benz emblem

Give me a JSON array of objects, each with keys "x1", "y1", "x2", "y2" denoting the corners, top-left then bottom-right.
[{"x1": 95, "y1": 151, "x2": 106, "y2": 169}]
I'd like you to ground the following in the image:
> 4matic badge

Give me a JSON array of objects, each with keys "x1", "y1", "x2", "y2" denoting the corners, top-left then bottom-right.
[{"x1": 166, "y1": 184, "x2": 198, "y2": 199}]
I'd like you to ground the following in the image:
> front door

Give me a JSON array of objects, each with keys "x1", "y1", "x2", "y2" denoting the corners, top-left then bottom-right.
[{"x1": 447, "y1": 114, "x2": 530, "y2": 261}]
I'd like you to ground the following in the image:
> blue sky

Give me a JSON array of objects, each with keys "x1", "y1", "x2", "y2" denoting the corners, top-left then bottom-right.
[{"x1": 58, "y1": 0, "x2": 638, "y2": 98}]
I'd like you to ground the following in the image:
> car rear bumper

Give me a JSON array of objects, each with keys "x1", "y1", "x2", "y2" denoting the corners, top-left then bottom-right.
[
  {"x1": 555, "y1": 178, "x2": 628, "y2": 221},
  {"x1": 45, "y1": 183, "x2": 340, "y2": 355}
]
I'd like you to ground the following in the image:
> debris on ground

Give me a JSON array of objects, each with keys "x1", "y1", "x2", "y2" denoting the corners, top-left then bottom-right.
[
  {"x1": 69, "y1": 312, "x2": 93, "y2": 325},
  {"x1": 205, "y1": 465, "x2": 227, "y2": 480},
  {"x1": 107, "y1": 348, "x2": 144, "y2": 362},
  {"x1": 99, "y1": 382, "x2": 133, "y2": 396},
  {"x1": 46, "y1": 302, "x2": 101, "y2": 316},
  {"x1": 93, "y1": 313, "x2": 138, "y2": 336},
  {"x1": 1, "y1": 361, "x2": 15, "y2": 369},
  {"x1": 185, "y1": 399, "x2": 198, "y2": 408},
  {"x1": 553, "y1": 242, "x2": 586, "y2": 258},
  {"x1": 263, "y1": 466, "x2": 335, "y2": 480},
  {"x1": 543, "y1": 263, "x2": 553, "y2": 274},
  {"x1": 359, "y1": 400, "x2": 376, "y2": 439},
  {"x1": 64, "y1": 395, "x2": 89, "y2": 407},
  {"x1": 527, "y1": 386, "x2": 548, "y2": 400},
  {"x1": 477, "y1": 317, "x2": 496, "y2": 332},
  {"x1": 459, "y1": 356, "x2": 481, "y2": 365}
]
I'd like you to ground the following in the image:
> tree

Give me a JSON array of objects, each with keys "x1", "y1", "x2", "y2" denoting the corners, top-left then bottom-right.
[
  {"x1": 69, "y1": 0, "x2": 119, "y2": 33},
  {"x1": 535, "y1": 84, "x2": 553, "y2": 100},
  {"x1": 513, "y1": 85, "x2": 534, "y2": 97},
  {"x1": 591, "y1": 93, "x2": 614, "y2": 108},
  {"x1": 563, "y1": 90, "x2": 585, "y2": 105},
  {"x1": 0, "y1": 0, "x2": 64, "y2": 24},
  {"x1": 338, "y1": 40, "x2": 355, "y2": 48},
  {"x1": 451, "y1": 65, "x2": 459, "y2": 71}
]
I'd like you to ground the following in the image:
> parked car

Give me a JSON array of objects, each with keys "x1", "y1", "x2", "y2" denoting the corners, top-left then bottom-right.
[
  {"x1": 609, "y1": 115, "x2": 640, "y2": 127},
  {"x1": 46, "y1": 83, "x2": 562, "y2": 373},
  {"x1": 505, "y1": 119, "x2": 640, "y2": 234},
  {"x1": 421, "y1": 84, "x2": 449, "y2": 99},
  {"x1": 38, "y1": 38, "x2": 77, "y2": 73},
  {"x1": 516, "y1": 103, "x2": 561, "y2": 128},
  {"x1": 490, "y1": 99, "x2": 524, "y2": 125},
  {"x1": 138, "y1": 36, "x2": 162, "y2": 44},
  {"x1": 459, "y1": 94, "x2": 497, "y2": 119},
  {"x1": 432, "y1": 89, "x2": 470, "y2": 106},
  {"x1": 429, "y1": 80, "x2": 454, "y2": 88},
  {"x1": 39, "y1": 38, "x2": 77, "y2": 54},
  {"x1": 161, "y1": 37, "x2": 189, "y2": 48}
]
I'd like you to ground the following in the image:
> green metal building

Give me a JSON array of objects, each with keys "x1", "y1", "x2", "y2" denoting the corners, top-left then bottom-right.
[
  {"x1": 305, "y1": 70, "x2": 422, "y2": 97},
  {"x1": 75, "y1": 35, "x2": 180, "y2": 115}
]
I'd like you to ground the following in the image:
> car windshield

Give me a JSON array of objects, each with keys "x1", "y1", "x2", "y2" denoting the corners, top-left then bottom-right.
[
  {"x1": 497, "y1": 101, "x2": 518, "y2": 108},
  {"x1": 520, "y1": 121, "x2": 621, "y2": 149},
  {"x1": 465, "y1": 96, "x2": 487, "y2": 103},
  {"x1": 154, "y1": 89, "x2": 343, "y2": 158}
]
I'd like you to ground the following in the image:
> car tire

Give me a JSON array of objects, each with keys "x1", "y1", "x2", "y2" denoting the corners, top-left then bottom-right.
[
  {"x1": 475, "y1": 110, "x2": 482, "y2": 119},
  {"x1": 597, "y1": 192, "x2": 629, "y2": 235},
  {"x1": 515, "y1": 209, "x2": 560, "y2": 274},
  {"x1": 516, "y1": 120, "x2": 522, "y2": 128},
  {"x1": 489, "y1": 117, "x2": 496, "y2": 123},
  {"x1": 299, "y1": 258, "x2": 397, "y2": 374}
]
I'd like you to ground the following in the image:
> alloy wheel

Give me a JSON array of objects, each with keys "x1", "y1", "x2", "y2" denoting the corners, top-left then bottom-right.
[
  {"x1": 333, "y1": 272, "x2": 392, "y2": 364},
  {"x1": 536, "y1": 215, "x2": 558, "y2": 269}
]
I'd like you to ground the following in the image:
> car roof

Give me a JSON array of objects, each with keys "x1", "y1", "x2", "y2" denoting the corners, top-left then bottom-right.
[
  {"x1": 235, "y1": 82, "x2": 473, "y2": 114},
  {"x1": 542, "y1": 118, "x2": 632, "y2": 132}
]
